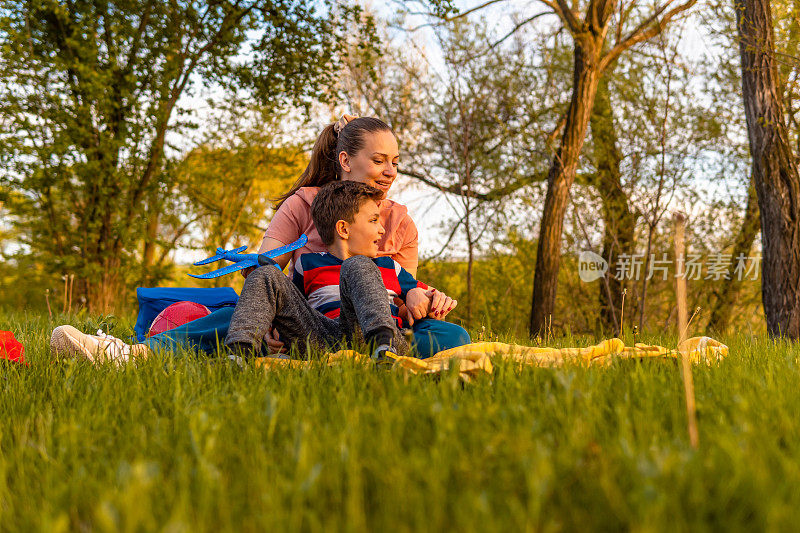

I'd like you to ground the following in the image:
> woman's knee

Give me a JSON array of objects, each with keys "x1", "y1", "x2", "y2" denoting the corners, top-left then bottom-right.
[
  {"x1": 413, "y1": 319, "x2": 471, "y2": 356},
  {"x1": 441, "y1": 322, "x2": 471, "y2": 346}
]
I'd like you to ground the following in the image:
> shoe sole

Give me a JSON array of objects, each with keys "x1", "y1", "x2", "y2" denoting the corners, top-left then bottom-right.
[{"x1": 50, "y1": 325, "x2": 96, "y2": 362}]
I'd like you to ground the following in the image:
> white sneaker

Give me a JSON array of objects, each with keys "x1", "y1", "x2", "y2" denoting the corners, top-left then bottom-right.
[{"x1": 50, "y1": 325, "x2": 150, "y2": 365}]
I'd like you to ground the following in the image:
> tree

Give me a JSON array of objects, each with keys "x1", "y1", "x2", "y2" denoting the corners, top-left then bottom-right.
[
  {"x1": 406, "y1": 22, "x2": 558, "y2": 325},
  {"x1": 735, "y1": 0, "x2": 800, "y2": 338},
  {"x1": 703, "y1": 0, "x2": 799, "y2": 332},
  {"x1": 176, "y1": 109, "x2": 306, "y2": 257},
  {"x1": 403, "y1": 0, "x2": 699, "y2": 335},
  {"x1": 587, "y1": 69, "x2": 634, "y2": 333},
  {"x1": 339, "y1": 18, "x2": 563, "y2": 326},
  {"x1": 526, "y1": 0, "x2": 698, "y2": 335},
  {"x1": 0, "y1": 0, "x2": 341, "y2": 311}
]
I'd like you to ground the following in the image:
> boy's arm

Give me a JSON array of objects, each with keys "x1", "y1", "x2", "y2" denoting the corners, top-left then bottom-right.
[
  {"x1": 397, "y1": 265, "x2": 427, "y2": 300},
  {"x1": 292, "y1": 256, "x2": 306, "y2": 295},
  {"x1": 397, "y1": 265, "x2": 457, "y2": 322},
  {"x1": 397, "y1": 265, "x2": 431, "y2": 324}
]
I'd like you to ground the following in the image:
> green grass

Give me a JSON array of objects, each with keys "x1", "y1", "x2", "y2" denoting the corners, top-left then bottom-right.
[{"x1": 2, "y1": 310, "x2": 800, "y2": 531}]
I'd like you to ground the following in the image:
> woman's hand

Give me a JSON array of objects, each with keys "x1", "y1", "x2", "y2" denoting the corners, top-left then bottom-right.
[
  {"x1": 241, "y1": 266, "x2": 255, "y2": 279},
  {"x1": 404, "y1": 287, "x2": 433, "y2": 326},
  {"x1": 264, "y1": 327, "x2": 286, "y2": 354},
  {"x1": 427, "y1": 288, "x2": 457, "y2": 319}
]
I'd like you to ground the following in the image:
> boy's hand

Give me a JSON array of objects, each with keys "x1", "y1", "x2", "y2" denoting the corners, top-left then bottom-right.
[
  {"x1": 264, "y1": 327, "x2": 286, "y2": 354},
  {"x1": 428, "y1": 289, "x2": 457, "y2": 319},
  {"x1": 404, "y1": 287, "x2": 433, "y2": 326},
  {"x1": 241, "y1": 266, "x2": 256, "y2": 279}
]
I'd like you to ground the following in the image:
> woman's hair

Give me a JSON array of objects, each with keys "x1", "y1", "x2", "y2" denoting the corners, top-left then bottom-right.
[{"x1": 276, "y1": 117, "x2": 393, "y2": 206}]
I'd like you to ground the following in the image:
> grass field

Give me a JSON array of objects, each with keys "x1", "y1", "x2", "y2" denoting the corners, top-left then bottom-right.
[{"x1": 2, "y1": 310, "x2": 800, "y2": 531}]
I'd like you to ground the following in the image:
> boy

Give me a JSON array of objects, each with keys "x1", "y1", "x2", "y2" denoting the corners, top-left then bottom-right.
[{"x1": 224, "y1": 181, "x2": 459, "y2": 360}]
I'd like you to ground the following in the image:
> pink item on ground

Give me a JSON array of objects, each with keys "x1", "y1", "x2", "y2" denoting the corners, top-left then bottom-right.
[
  {"x1": 148, "y1": 301, "x2": 211, "y2": 337},
  {"x1": 0, "y1": 330, "x2": 27, "y2": 365}
]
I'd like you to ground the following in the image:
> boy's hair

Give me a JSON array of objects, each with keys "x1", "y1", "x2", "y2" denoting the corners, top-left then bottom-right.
[{"x1": 311, "y1": 181, "x2": 384, "y2": 245}]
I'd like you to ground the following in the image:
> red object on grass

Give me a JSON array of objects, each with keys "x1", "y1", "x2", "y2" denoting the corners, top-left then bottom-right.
[
  {"x1": 148, "y1": 301, "x2": 211, "y2": 337},
  {"x1": 0, "y1": 330, "x2": 27, "y2": 366}
]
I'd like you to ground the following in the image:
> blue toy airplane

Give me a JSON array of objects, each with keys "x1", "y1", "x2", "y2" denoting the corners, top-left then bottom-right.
[{"x1": 189, "y1": 234, "x2": 308, "y2": 279}]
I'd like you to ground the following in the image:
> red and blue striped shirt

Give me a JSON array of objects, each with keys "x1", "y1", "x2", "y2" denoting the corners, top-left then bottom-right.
[{"x1": 293, "y1": 253, "x2": 428, "y2": 326}]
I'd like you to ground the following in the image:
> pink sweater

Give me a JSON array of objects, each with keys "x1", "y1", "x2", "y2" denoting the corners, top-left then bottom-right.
[{"x1": 261, "y1": 187, "x2": 419, "y2": 273}]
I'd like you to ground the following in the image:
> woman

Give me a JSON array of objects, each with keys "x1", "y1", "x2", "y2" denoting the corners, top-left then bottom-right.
[
  {"x1": 258, "y1": 116, "x2": 419, "y2": 274},
  {"x1": 249, "y1": 116, "x2": 469, "y2": 356}
]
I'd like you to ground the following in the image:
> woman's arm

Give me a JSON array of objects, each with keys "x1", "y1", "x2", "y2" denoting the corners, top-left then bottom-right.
[
  {"x1": 392, "y1": 214, "x2": 419, "y2": 277},
  {"x1": 258, "y1": 236, "x2": 294, "y2": 270},
  {"x1": 240, "y1": 236, "x2": 293, "y2": 279},
  {"x1": 242, "y1": 194, "x2": 305, "y2": 278}
]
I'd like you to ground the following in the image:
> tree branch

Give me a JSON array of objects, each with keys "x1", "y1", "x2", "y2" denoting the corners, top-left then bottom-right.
[
  {"x1": 124, "y1": 1, "x2": 155, "y2": 73},
  {"x1": 552, "y1": 0, "x2": 581, "y2": 33},
  {"x1": 401, "y1": 168, "x2": 547, "y2": 201},
  {"x1": 125, "y1": 4, "x2": 256, "y2": 226},
  {"x1": 599, "y1": 0, "x2": 697, "y2": 72},
  {"x1": 408, "y1": 0, "x2": 506, "y2": 30},
  {"x1": 156, "y1": 215, "x2": 202, "y2": 266},
  {"x1": 464, "y1": 11, "x2": 555, "y2": 62}
]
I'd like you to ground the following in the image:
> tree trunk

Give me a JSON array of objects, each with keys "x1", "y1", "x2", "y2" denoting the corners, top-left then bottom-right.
[
  {"x1": 142, "y1": 202, "x2": 160, "y2": 286},
  {"x1": 736, "y1": 0, "x2": 800, "y2": 338},
  {"x1": 466, "y1": 229, "x2": 474, "y2": 326},
  {"x1": 87, "y1": 256, "x2": 122, "y2": 313},
  {"x1": 589, "y1": 72, "x2": 634, "y2": 334},
  {"x1": 707, "y1": 179, "x2": 760, "y2": 331},
  {"x1": 530, "y1": 34, "x2": 602, "y2": 335}
]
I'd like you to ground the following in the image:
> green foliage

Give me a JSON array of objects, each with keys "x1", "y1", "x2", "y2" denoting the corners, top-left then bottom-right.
[
  {"x1": 0, "y1": 310, "x2": 797, "y2": 530},
  {"x1": 175, "y1": 105, "x2": 307, "y2": 250},
  {"x1": 420, "y1": 228, "x2": 766, "y2": 338},
  {"x1": 419, "y1": 231, "x2": 537, "y2": 339},
  {"x1": 178, "y1": 143, "x2": 304, "y2": 252},
  {"x1": 0, "y1": 0, "x2": 342, "y2": 310},
  {"x1": 0, "y1": 255, "x2": 57, "y2": 314}
]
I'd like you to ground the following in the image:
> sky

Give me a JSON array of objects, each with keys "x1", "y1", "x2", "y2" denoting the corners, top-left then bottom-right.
[
  {"x1": 175, "y1": 0, "x2": 747, "y2": 262},
  {"x1": 366, "y1": 0, "x2": 740, "y2": 259}
]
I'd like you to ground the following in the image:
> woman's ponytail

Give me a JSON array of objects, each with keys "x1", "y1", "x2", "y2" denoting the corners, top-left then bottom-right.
[{"x1": 276, "y1": 124, "x2": 339, "y2": 206}]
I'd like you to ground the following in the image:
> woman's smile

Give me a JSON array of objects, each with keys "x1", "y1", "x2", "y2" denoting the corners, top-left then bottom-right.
[{"x1": 371, "y1": 178, "x2": 394, "y2": 192}]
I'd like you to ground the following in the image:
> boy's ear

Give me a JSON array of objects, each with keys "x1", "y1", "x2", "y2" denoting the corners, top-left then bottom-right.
[
  {"x1": 338, "y1": 151, "x2": 351, "y2": 173},
  {"x1": 335, "y1": 219, "x2": 349, "y2": 240}
]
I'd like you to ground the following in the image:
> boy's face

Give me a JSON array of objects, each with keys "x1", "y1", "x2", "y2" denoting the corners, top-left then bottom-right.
[{"x1": 343, "y1": 200, "x2": 384, "y2": 258}]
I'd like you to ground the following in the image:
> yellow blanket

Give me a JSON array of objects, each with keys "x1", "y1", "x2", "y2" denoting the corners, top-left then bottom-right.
[{"x1": 253, "y1": 336, "x2": 728, "y2": 382}]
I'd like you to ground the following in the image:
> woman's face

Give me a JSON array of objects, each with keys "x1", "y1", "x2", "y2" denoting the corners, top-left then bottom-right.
[{"x1": 338, "y1": 130, "x2": 399, "y2": 198}]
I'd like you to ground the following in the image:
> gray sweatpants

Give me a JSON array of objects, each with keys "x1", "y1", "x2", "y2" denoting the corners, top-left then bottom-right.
[{"x1": 225, "y1": 255, "x2": 409, "y2": 357}]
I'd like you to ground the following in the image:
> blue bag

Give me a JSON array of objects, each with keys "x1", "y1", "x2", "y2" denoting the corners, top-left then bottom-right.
[{"x1": 133, "y1": 287, "x2": 239, "y2": 342}]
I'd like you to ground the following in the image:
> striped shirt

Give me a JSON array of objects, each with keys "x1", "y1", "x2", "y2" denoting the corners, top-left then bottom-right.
[{"x1": 293, "y1": 253, "x2": 428, "y2": 326}]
